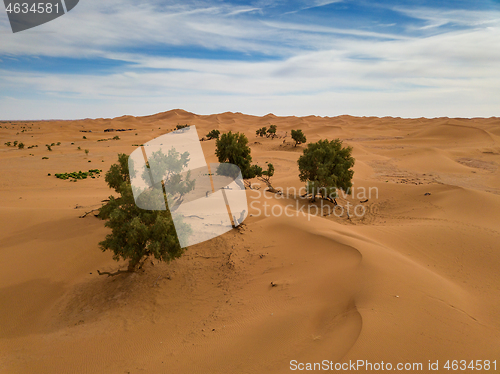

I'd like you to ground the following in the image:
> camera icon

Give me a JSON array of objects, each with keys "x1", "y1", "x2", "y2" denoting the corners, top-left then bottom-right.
[{"x1": 128, "y1": 126, "x2": 248, "y2": 248}]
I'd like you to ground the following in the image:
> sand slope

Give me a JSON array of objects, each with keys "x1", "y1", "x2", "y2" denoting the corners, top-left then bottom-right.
[{"x1": 0, "y1": 111, "x2": 499, "y2": 373}]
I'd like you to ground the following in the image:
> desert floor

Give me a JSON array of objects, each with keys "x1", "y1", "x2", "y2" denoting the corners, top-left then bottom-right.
[{"x1": 1, "y1": 110, "x2": 499, "y2": 373}]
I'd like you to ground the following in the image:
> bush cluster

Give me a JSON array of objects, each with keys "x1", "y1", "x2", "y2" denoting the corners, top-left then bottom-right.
[{"x1": 54, "y1": 169, "x2": 102, "y2": 180}]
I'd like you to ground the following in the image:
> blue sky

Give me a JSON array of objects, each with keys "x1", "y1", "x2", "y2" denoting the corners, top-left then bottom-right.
[{"x1": 1, "y1": 0, "x2": 499, "y2": 119}]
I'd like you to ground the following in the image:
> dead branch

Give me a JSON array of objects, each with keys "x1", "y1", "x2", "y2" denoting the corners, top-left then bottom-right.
[{"x1": 79, "y1": 209, "x2": 100, "y2": 218}]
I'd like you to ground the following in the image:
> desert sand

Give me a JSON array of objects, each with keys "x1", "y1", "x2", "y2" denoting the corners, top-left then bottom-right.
[{"x1": 0, "y1": 110, "x2": 499, "y2": 373}]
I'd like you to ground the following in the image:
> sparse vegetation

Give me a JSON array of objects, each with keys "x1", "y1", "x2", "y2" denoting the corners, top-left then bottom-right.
[
  {"x1": 291, "y1": 129, "x2": 307, "y2": 147},
  {"x1": 83, "y1": 136, "x2": 87, "y2": 139},
  {"x1": 206, "y1": 129, "x2": 220, "y2": 140},
  {"x1": 46, "y1": 145, "x2": 52, "y2": 151},
  {"x1": 42, "y1": 157, "x2": 49, "y2": 159},
  {"x1": 18, "y1": 142, "x2": 24, "y2": 149},
  {"x1": 267, "y1": 125, "x2": 277, "y2": 138},
  {"x1": 54, "y1": 169, "x2": 102, "y2": 180},
  {"x1": 85, "y1": 149, "x2": 89, "y2": 156},
  {"x1": 298, "y1": 139, "x2": 355, "y2": 202},
  {"x1": 256, "y1": 127, "x2": 267, "y2": 137},
  {"x1": 4, "y1": 142, "x2": 11, "y2": 146},
  {"x1": 113, "y1": 135, "x2": 120, "y2": 140},
  {"x1": 176, "y1": 124, "x2": 190, "y2": 130}
]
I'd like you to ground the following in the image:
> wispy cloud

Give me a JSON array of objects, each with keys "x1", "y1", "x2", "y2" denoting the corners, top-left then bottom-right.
[{"x1": 1, "y1": 0, "x2": 499, "y2": 119}]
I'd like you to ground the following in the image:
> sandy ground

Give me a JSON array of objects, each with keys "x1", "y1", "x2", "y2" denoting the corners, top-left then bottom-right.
[{"x1": 0, "y1": 110, "x2": 499, "y2": 373}]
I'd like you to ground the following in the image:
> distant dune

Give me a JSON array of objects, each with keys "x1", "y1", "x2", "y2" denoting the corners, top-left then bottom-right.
[{"x1": 1, "y1": 111, "x2": 499, "y2": 373}]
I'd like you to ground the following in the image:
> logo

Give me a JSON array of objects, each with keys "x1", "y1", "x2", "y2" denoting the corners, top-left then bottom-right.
[
  {"x1": 3, "y1": 0, "x2": 79, "y2": 33},
  {"x1": 129, "y1": 126, "x2": 248, "y2": 248}
]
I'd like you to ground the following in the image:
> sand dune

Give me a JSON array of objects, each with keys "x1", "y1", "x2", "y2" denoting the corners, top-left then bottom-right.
[{"x1": 1, "y1": 111, "x2": 499, "y2": 373}]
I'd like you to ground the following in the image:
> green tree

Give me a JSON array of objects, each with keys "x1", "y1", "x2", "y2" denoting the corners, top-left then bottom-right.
[
  {"x1": 291, "y1": 129, "x2": 307, "y2": 147},
  {"x1": 258, "y1": 163, "x2": 275, "y2": 188},
  {"x1": 13, "y1": 141, "x2": 18, "y2": 147},
  {"x1": 98, "y1": 153, "x2": 191, "y2": 273},
  {"x1": 18, "y1": 142, "x2": 25, "y2": 149},
  {"x1": 297, "y1": 139, "x2": 355, "y2": 202},
  {"x1": 267, "y1": 125, "x2": 277, "y2": 138},
  {"x1": 176, "y1": 124, "x2": 189, "y2": 130},
  {"x1": 256, "y1": 127, "x2": 267, "y2": 137},
  {"x1": 46, "y1": 144, "x2": 52, "y2": 151},
  {"x1": 5, "y1": 142, "x2": 11, "y2": 146},
  {"x1": 206, "y1": 129, "x2": 220, "y2": 140},
  {"x1": 215, "y1": 131, "x2": 261, "y2": 179}
]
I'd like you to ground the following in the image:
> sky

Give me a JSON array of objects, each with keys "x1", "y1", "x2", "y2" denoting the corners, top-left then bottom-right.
[{"x1": 0, "y1": 0, "x2": 499, "y2": 119}]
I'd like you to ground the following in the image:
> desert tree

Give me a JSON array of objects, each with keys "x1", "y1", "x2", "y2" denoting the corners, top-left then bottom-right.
[
  {"x1": 98, "y1": 152, "x2": 193, "y2": 274},
  {"x1": 18, "y1": 142, "x2": 25, "y2": 149},
  {"x1": 206, "y1": 129, "x2": 220, "y2": 140},
  {"x1": 297, "y1": 139, "x2": 355, "y2": 203},
  {"x1": 291, "y1": 129, "x2": 307, "y2": 147},
  {"x1": 266, "y1": 125, "x2": 277, "y2": 138},
  {"x1": 256, "y1": 127, "x2": 267, "y2": 137}
]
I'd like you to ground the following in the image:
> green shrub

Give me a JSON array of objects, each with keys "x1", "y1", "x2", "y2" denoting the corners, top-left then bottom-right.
[
  {"x1": 113, "y1": 135, "x2": 120, "y2": 140},
  {"x1": 18, "y1": 142, "x2": 24, "y2": 149}
]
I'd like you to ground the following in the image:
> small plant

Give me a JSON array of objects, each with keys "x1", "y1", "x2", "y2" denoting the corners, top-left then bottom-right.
[
  {"x1": 5, "y1": 142, "x2": 11, "y2": 146},
  {"x1": 71, "y1": 142, "x2": 74, "y2": 145},
  {"x1": 77, "y1": 146, "x2": 81, "y2": 150},
  {"x1": 13, "y1": 141, "x2": 18, "y2": 147},
  {"x1": 57, "y1": 142, "x2": 61, "y2": 146},
  {"x1": 83, "y1": 136, "x2": 87, "y2": 139},
  {"x1": 113, "y1": 135, "x2": 120, "y2": 140},
  {"x1": 18, "y1": 142, "x2": 24, "y2": 149},
  {"x1": 51, "y1": 143, "x2": 55, "y2": 146},
  {"x1": 42, "y1": 157, "x2": 49, "y2": 159},
  {"x1": 46, "y1": 145, "x2": 52, "y2": 151},
  {"x1": 54, "y1": 169, "x2": 102, "y2": 180},
  {"x1": 256, "y1": 127, "x2": 267, "y2": 137},
  {"x1": 206, "y1": 129, "x2": 220, "y2": 140},
  {"x1": 85, "y1": 149, "x2": 89, "y2": 156},
  {"x1": 291, "y1": 129, "x2": 307, "y2": 147},
  {"x1": 176, "y1": 124, "x2": 189, "y2": 130}
]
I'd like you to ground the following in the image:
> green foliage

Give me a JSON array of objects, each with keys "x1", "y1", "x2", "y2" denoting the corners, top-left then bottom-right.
[
  {"x1": 18, "y1": 142, "x2": 24, "y2": 149},
  {"x1": 54, "y1": 169, "x2": 102, "y2": 180},
  {"x1": 46, "y1": 145, "x2": 52, "y2": 151},
  {"x1": 291, "y1": 129, "x2": 307, "y2": 147},
  {"x1": 297, "y1": 139, "x2": 355, "y2": 201},
  {"x1": 77, "y1": 146, "x2": 81, "y2": 150},
  {"x1": 57, "y1": 142, "x2": 61, "y2": 146},
  {"x1": 85, "y1": 149, "x2": 89, "y2": 155},
  {"x1": 5, "y1": 142, "x2": 11, "y2": 146},
  {"x1": 206, "y1": 129, "x2": 220, "y2": 140},
  {"x1": 176, "y1": 124, "x2": 189, "y2": 130},
  {"x1": 98, "y1": 153, "x2": 191, "y2": 271},
  {"x1": 215, "y1": 131, "x2": 262, "y2": 179},
  {"x1": 256, "y1": 127, "x2": 267, "y2": 137},
  {"x1": 83, "y1": 136, "x2": 87, "y2": 139},
  {"x1": 267, "y1": 125, "x2": 277, "y2": 138},
  {"x1": 113, "y1": 135, "x2": 120, "y2": 140},
  {"x1": 51, "y1": 143, "x2": 55, "y2": 146},
  {"x1": 13, "y1": 141, "x2": 18, "y2": 147}
]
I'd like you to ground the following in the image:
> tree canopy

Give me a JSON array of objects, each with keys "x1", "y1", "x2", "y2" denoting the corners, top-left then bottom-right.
[
  {"x1": 206, "y1": 129, "x2": 220, "y2": 140},
  {"x1": 297, "y1": 139, "x2": 355, "y2": 202},
  {"x1": 215, "y1": 131, "x2": 260, "y2": 179},
  {"x1": 98, "y1": 153, "x2": 191, "y2": 273},
  {"x1": 291, "y1": 129, "x2": 307, "y2": 147},
  {"x1": 267, "y1": 125, "x2": 277, "y2": 138}
]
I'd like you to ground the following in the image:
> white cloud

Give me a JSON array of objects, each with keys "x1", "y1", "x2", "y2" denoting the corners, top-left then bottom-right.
[{"x1": 0, "y1": 1, "x2": 499, "y2": 118}]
